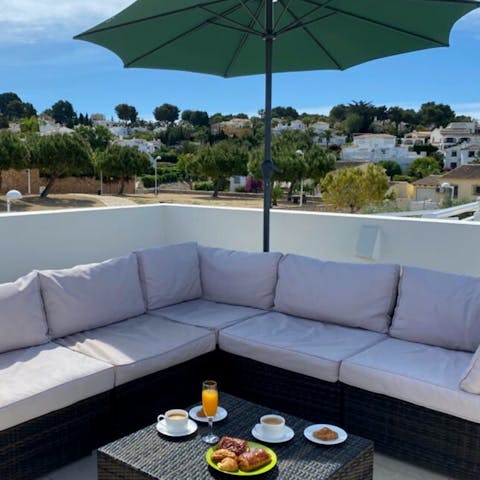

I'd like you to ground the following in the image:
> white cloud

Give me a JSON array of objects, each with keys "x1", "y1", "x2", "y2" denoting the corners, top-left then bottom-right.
[{"x1": 0, "y1": 0, "x2": 132, "y2": 44}]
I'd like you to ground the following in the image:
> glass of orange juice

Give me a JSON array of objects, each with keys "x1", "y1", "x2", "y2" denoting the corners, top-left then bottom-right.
[{"x1": 201, "y1": 380, "x2": 219, "y2": 444}]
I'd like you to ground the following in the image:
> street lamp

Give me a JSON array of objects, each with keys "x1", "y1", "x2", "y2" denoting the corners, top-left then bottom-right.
[
  {"x1": 154, "y1": 156, "x2": 161, "y2": 196},
  {"x1": 295, "y1": 150, "x2": 304, "y2": 207},
  {"x1": 6, "y1": 189, "x2": 22, "y2": 212}
]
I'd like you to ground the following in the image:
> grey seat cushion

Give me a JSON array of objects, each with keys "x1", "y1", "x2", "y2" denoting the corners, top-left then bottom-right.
[
  {"x1": 199, "y1": 245, "x2": 282, "y2": 309},
  {"x1": 0, "y1": 342, "x2": 114, "y2": 431},
  {"x1": 149, "y1": 299, "x2": 265, "y2": 332},
  {"x1": 136, "y1": 242, "x2": 202, "y2": 310},
  {"x1": 390, "y1": 266, "x2": 480, "y2": 352},
  {"x1": 219, "y1": 312, "x2": 386, "y2": 382},
  {"x1": 56, "y1": 314, "x2": 216, "y2": 386},
  {"x1": 39, "y1": 254, "x2": 146, "y2": 338},
  {"x1": 0, "y1": 272, "x2": 49, "y2": 353},
  {"x1": 340, "y1": 337, "x2": 480, "y2": 423},
  {"x1": 274, "y1": 254, "x2": 400, "y2": 333}
]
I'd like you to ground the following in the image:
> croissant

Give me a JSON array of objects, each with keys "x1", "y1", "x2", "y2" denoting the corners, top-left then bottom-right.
[
  {"x1": 217, "y1": 457, "x2": 239, "y2": 472},
  {"x1": 216, "y1": 436, "x2": 249, "y2": 455},
  {"x1": 210, "y1": 449, "x2": 237, "y2": 462},
  {"x1": 237, "y1": 449, "x2": 271, "y2": 471}
]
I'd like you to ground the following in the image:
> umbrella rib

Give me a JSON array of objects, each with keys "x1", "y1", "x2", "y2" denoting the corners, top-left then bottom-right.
[
  {"x1": 301, "y1": 0, "x2": 454, "y2": 46},
  {"x1": 124, "y1": 2, "x2": 247, "y2": 67},
  {"x1": 273, "y1": 0, "x2": 294, "y2": 30},
  {"x1": 277, "y1": 11, "x2": 337, "y2": 35},
  {"x1": 75, "y1": 0, "x2": 233, "y2": 37},
  {"x1": 275, "y1": 0, "x2": 335, "y2": 34},
  {"x1": 199, "y1": 5, "x2": 263, "y2": 35},
  {"x1": 208, "y1": 19, "x2": 263, "y2": 35},
  {"x1": 238, "y1": 0, "x2": 266, "y2": 32},
  {"x1": 276, "y1": 0, "x2": 343, "y2": 69},
  {"x1": 223, "y1": 0, "x2": 265, "y2": 77}
]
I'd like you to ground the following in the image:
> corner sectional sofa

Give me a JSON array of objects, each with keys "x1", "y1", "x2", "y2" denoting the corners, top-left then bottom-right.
[{"x1": 1, "y1": 242, "x2": 480, "y2": 480}]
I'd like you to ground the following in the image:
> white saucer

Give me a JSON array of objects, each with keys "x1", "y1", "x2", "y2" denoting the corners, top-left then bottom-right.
[
  {"x1": 156, "y1": 418, "x2": 198, "y2": 437},
  {"x1": 304, "y1": 424, "x2": 347, "y2": 445},
  {"x1": 251, "y1": 424, "x2": 295, "y2": 443},
  {"x1": 188, "y1": 405, "x2": 228, "y2": 423}
]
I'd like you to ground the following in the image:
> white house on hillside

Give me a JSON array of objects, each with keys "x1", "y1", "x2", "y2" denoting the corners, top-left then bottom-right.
[
  {"x1": 444, "y1": 143, "x2": 480, "y2": 169},
  {"x1": 341, "y1": 134, "x2": 420, "y2": 171},
  {"x1": 401, "y1": 131, "x2": 431, "y2": 146},
  {"x1": 430, "y1": 122, "x2": 480, "y2": 151},
  {"x1": 115, "y1": 138, "x2": 162, "y2": 155}
]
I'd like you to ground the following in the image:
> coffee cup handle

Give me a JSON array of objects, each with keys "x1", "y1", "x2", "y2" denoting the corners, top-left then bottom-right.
[{"x1": 157, "y1": 414, "x2": 166, "y2": 422}]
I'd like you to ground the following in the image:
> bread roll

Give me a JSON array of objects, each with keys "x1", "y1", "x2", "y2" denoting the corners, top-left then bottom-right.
[{"x1": 238, "y1": 449, "x2": 271, "y2": 471}]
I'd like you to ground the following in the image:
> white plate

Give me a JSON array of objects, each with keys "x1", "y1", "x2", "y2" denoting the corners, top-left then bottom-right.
[
  {"x1": 304, "y1": 424, "x2": 348, "y2": 445},
  {"x1": 156, "y1": 418, "x2": 198, "y2": 437},
  {"x1": 251, "y1": 423, "x2": 295, "y2": 443},
  {"x1": 188, "y1": 405, "x2": 228, "y2": 423}
]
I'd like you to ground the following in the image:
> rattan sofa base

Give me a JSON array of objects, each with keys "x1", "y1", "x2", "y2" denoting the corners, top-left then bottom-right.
[
  {"x1": 0, "y1": 391, "x2": 112, "y2": 480},
  {"x1": 217, "y1": 350, "x2": 342, "y2": 425},
  {"x1": 343, "y1": 385, "x2": 480, "y2": 480}
]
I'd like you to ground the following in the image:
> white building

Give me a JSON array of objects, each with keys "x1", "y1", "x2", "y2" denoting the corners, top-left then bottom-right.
[
  {"x1": 430, "y1": 122, "x2": 480, "y2": 151},
  {"x1": 342, "y1": 134, "x2": 420, "y2": 171},
  {"x1": 272, "y1": 120, "x2": 346, "y2": 146},
  {"x1": 401, "y1": 131, "x2": 431, "y2": 147},
  {"x1": 444, "y1": 143, "x2": 480, "y2": 169},
  {"x1": 115, "y1": 138, "x2": 162, "y2": 155}
]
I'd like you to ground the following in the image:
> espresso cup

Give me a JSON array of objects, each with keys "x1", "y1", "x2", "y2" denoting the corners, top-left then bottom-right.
[
  {"x1": 260, "y1": 414, "x2": 285, "y2": 439},
  {"x1": 157, "y1": 409, "x2": 189, "y2": 433}
]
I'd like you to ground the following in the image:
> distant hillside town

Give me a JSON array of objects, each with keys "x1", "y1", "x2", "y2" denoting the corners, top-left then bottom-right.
[{"x1": 1, "y1": 91, "x2": 479, "y2": 212}]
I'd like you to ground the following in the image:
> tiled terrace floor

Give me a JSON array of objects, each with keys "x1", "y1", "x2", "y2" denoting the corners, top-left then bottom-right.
[{"x1": 38, "y1": 452, "x2": 451, "y2": 480}]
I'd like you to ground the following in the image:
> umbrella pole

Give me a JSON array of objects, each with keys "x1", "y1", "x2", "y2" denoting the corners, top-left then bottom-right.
[{"x1": 262, "y1": 0, "x2": 274, "y2": 253}]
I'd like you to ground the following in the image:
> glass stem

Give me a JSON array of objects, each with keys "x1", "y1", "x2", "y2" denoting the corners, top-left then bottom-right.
[{"x1": 208, "y1": 417, "x2": 213, "y2": 436}]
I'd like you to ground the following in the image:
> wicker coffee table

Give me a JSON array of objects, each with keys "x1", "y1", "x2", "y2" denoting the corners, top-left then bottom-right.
[{"x1": 98, "y1": 393, "x2": 373, "y2": 480}]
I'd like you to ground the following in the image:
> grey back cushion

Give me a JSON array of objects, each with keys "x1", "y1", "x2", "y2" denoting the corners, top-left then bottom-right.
[
  {"x1": 0, "y1": 272, "x2": 49, "y2": 353},
  {"x1": 136, "y1": 242, "x2": 202, "y2": 309},
  {"x1": 274, "y1": 254, "x2": 400, "y2": 333},
  {"x1": 390, "y1": 266, "x2": 480, "y2": 352},
  {"x1": 39, "y1": 254, "x2": 146, "y2": 338},
  {"x1": 199, "y1": 246, "x2": 282, "y2": 309}
]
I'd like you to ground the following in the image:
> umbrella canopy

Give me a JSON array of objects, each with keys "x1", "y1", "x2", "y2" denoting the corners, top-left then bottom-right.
[{"x1": 76, "y1": 0, "x2": 479, "y2": 250}]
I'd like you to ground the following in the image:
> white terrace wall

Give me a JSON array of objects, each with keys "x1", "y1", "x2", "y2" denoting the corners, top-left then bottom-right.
[
  {"x1": 0, "y1": 203, "x2": 480, "y2": 283},
  {"x1": 162, "y1": 204, "x2": 480, "y2": 276},
  {"x1": 0, "y1": 205, "x2": 165, "y2": 282}
]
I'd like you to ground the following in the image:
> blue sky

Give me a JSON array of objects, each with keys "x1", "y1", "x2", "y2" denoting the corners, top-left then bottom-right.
[{"x1": 1, "y1": 1, "x2": 480, "y2": 121}]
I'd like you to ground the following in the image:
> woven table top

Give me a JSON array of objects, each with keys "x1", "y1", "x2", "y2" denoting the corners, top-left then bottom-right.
[{"x1": 98, "y1": 393, "x2": 373, "y2": 480}]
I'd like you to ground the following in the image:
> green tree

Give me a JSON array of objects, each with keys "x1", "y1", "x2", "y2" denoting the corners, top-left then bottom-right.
[
  {"x1": 51, "y1": 100, "x2": 76, "y2": 127},
  {"x1": 29, "y1": 133, "x2": 92, "y2": 197},
  {"x1": 181, "y1": 110, "x2": 209, "y2": 127},
  {"x1": 271, "y1": 106, "x2": 299, "y2": 119},
  {"x1": 115, "y1": 103, "x2": 138, "y2": 124},
  {"x1": 75, "y1": 124, "x2": 113, "y2": 152},
  {"x1": 98, "y1": 144, "x2": 151, "y2": 194},
  {"x1": 417, "y1": 102, "x2": 455, "y2": 128},
  {"x1": 321, "y1": 164, "x2": 389, "y2": 213},
  {"x1": 408, "y1": 156, "x2": 441, "y2": 179},
  {"x1": 20, "y1": 116, "x2": 40, "y2": 134},
  {"x1": 0, "y1": 132, "x2": 30, "y2": 190},
  {"x1": 184, "y1": 140, "x2": 247, "y2": 197},
  {"x1": 0, "y1": 92, "x2": 21, "y2": 116},
  {"x1": 377, "y1": 160, "x2": 402, "y2": 178},
  {"x1": 153, "y1": 103, "x2": 179, "y2": 124},
  {"x1": 248, "y1": 129, "x2": 334, "y2": 197},
  {"x1": 342, "y1": 113, "x2": 362, "y2": 135}
]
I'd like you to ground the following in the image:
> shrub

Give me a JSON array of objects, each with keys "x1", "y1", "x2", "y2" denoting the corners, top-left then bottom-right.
[
  {"x1": 235, "y1": 185, "x2": 246, "y2": 192},
  {"x1": 193, "y1": 181, "x2": 214, "y2": 191}
]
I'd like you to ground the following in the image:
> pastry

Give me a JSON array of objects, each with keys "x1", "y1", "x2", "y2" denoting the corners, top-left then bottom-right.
[
  {"x1": 196, "y1": 407, "x2": 206, "y2": 417},
  {"x1": 217, "y1": 457, "x2": 239, "y2": 472},
  {"x1": 210, "y1": 449, "x2": 237, "y2": 462},
  {"x1": 237, "y1": 449, "x2": 271, "y2": 471},
  {"x1": 313, "y1": 427, "x2": 338, "y2": 441},
  {"x1": 216, "y1": 436, "x2": 249, "y2": 455}
]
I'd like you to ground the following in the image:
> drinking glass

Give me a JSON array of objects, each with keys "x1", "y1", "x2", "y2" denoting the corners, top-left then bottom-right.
[{"x1": 201, "y1": 380, "x2": 219, "y2": 444}]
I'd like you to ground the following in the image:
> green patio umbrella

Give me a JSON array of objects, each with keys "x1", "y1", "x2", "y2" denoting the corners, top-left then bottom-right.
[{"x1": 76, "y1": 0, "x2": 478, "y2": 252}]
